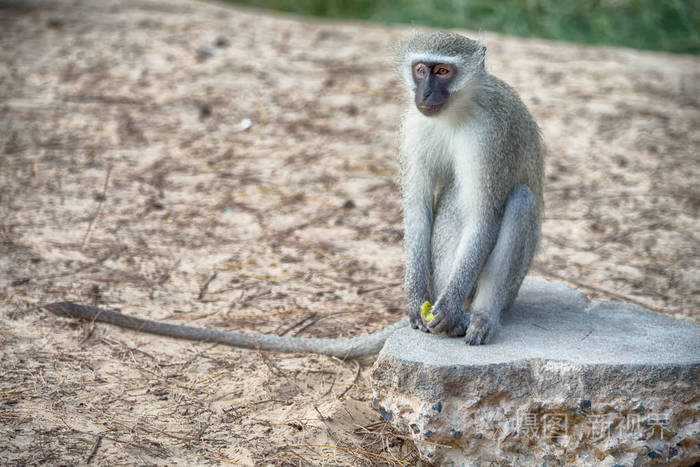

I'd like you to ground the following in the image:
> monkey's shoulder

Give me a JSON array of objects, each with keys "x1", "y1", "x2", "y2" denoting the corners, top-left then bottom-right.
[
  {"x1": 474, "y1": 75, "x2": 542, "y2": 151},
  {"x1": 476, "y1": 74, "x2": 535, "y2": 124}
]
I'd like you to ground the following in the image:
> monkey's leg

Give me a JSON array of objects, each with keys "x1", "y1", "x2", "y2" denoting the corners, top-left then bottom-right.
[
  {"x1": 428, "y1": 216, "x2": 498, "y2": 337},
  {"x1": 429, "y1": 182, "x2": 473, "y2": 336},
  {"x1": 465, "y1": 184, "x2": 539, "y2": 345}
]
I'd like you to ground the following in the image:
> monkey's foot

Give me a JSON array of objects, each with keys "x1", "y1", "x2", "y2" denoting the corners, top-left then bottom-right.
[
  {"x1": 464, "y1": 312, "x2": 495, "y2": 345},
  {"x1": 446, "y1": 313, "x2": 469, "y2": 337}
]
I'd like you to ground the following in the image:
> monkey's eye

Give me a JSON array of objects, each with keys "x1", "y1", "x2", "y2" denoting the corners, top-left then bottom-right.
[
  {"x1": 413, "y1": 63, "x2": 428, "y2": 79},
  {"x1": 435, "y1": 67, "x2": 450, "y2": 76}
]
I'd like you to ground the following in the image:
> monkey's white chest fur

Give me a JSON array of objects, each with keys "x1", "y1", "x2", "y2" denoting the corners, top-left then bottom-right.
[{"x1": 403, "y1": 111, "x2": 484, "y2": 214}]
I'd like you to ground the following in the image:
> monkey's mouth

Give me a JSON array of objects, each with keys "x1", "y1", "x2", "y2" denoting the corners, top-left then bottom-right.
[{"x1": 417, "y1": 103, "x2": 444, "y2": 116}]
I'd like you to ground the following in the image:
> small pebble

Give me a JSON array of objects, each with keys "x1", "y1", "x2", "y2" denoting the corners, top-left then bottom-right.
[
  {"x1": 215, "y1": 36, "x2": 230, "y2": 48},
  {"x1": 579, "y1": 399, "x2": 591, "y2": 412},
  {"x1": 379, "y1": 407, "x2": 393, "y2": 423},
  {"x1": 239, "y1": 118, "x2": 252, "y2": 131},
  {"x1": 196, "y1": 45, "x2": 219, "y2": 58}
]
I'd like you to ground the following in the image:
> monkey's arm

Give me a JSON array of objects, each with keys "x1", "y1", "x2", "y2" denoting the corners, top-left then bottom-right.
[
  {"x1": 43, "y1": 302, "x2": 408, "y2": 358},
  {"x1": 402, "y1": 184, "x2": 434, "y2": 331}
]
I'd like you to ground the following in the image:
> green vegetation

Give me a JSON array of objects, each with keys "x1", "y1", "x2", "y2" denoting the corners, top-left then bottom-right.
[
  {"x1": 421, "y1": 301, "x2": 435, "y2": 323},
  {"x1": 226, "y1": 0, "x2": 700, "y2": 54}
]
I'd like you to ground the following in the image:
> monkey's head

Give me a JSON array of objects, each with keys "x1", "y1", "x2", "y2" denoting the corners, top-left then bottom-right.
[{"x1": 398, "y1": 31, "x2": 486, "y2": 117}]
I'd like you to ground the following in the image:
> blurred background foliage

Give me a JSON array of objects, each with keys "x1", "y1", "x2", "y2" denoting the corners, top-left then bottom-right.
[{"x1": 226, "y1": 0, "x2": 700, "y2": 54}]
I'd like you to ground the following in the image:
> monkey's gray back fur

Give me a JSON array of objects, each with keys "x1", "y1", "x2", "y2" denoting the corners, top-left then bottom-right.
[
  {"x1": 44, "y1": 302, "x2": 408, "y2": 358},
  {"x1": 470, "y1": 73, "x2": 544, "y2": 219}
]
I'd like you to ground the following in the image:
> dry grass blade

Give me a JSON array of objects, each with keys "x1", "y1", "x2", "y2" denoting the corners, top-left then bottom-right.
[
  {"x1": 203, "y1": 455, "x2": 240, "y2": 464},
  {"x1": 81, "y1": 165, "x2": 113, "y2": 250},
  {"x1": 293, "y1": 443, "x2": 409, "y2": 464}
]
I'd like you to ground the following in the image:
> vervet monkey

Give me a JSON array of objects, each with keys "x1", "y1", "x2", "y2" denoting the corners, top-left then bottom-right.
[
  {"x1": 398, "y1": 31, "x2": 544, "y2": 344},
  {"x1": 42, "y1": 30, "x2": 542, "y2": 355}
]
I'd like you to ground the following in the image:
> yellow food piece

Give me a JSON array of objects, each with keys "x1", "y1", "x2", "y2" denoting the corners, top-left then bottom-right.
[{"x1": 420, "y1": 301, "x2": 434, "y2": 322}]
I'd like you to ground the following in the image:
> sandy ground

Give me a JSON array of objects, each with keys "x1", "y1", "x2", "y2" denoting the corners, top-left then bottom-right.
[{"x1": 1, "y1": 0, "x2": 698, "y2": 464}]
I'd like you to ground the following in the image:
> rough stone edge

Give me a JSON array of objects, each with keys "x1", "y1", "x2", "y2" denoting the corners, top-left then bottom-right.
[
  {"x1": 372, "y1": 356, "x2": 699, "y2": 465},
  {"x1": 371, "y1": 291, "x2": 700, "y2": 466}
]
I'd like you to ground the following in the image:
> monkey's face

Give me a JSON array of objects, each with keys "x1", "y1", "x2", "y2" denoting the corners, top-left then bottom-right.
[{"x1": 412, "y1": 62, "x2": 455, "y2": 116}]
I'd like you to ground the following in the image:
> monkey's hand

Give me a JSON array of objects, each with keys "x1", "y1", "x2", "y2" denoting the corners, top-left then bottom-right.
[
  {"x1": 427, "y1": 296, "x2": 469, "y2": 337},
  {"x1": 408, "y1": 297, "x2": 430, "y2": 332}
]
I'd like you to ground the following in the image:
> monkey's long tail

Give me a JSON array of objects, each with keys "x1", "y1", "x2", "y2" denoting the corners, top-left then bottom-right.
[{"x1": 43, "y1": 302, "x2": 408, "y2": 358}]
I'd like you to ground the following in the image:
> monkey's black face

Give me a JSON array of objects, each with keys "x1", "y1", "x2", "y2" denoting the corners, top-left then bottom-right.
[{"x1": 412, "y1": 62, "x2": 455, "y2": 116}]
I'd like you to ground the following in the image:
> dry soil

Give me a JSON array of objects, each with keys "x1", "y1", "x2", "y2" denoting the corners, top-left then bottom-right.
[{"x1": 1, "y1": 0, "x2": 698, "y2": 464}]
